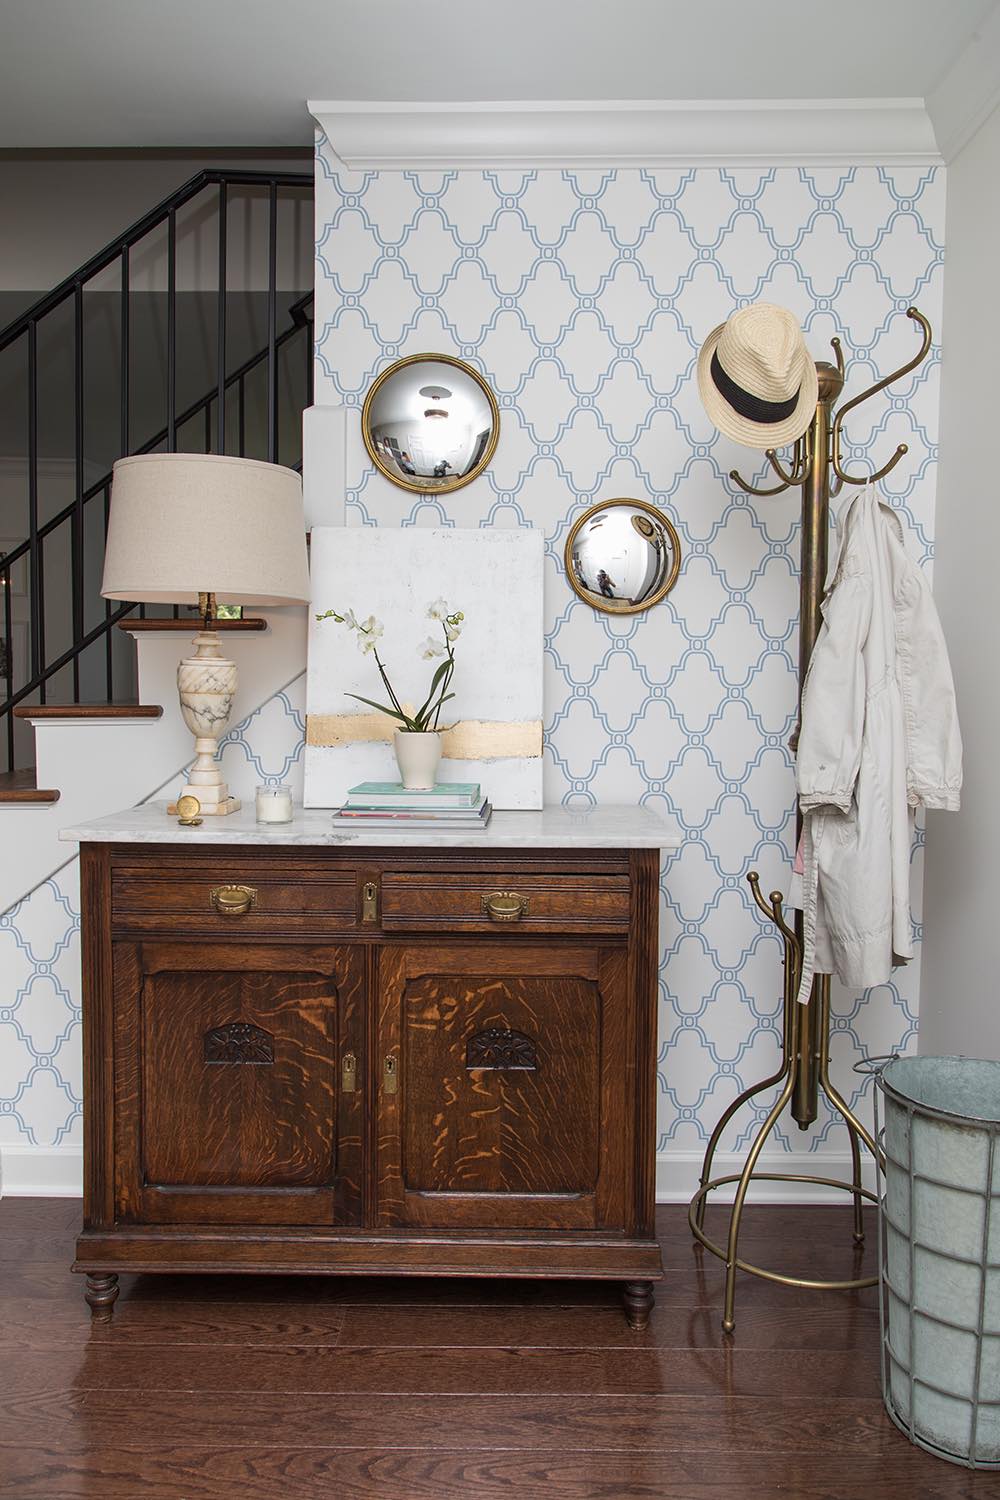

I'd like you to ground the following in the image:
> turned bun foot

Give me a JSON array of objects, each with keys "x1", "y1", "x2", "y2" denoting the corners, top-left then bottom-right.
[
  {"x1": 84, "y1": 1273, "x2": 119, "y2": 1319},
  {"x1": 623, "y1": 1279, "x2": 654, "y2": 1330}
]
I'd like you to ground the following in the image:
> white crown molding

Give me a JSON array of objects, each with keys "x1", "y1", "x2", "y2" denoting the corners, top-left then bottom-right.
[
  {"x1": 310, "y1": 98, "x2": 941, "y2": 170},
  {"x1": 926, "y1": 3, "x2": 1000, "y2": 161}
]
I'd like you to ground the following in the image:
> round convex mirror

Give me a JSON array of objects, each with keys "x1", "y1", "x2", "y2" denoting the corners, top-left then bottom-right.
[
  {"x1": 362, "y1": 354, "x2": 500, "y2": 495},
  {"x1": 564, "y1": 499, "x2": 681, "y2": 615}
]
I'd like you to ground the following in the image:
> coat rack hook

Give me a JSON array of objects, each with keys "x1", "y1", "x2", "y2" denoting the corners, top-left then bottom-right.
[
  {"x1": 729, "y1": 466, "x2": 793, "y2": 498},
  {"x1": 830, "y1": 336, "x2": 846, "y2": 379},
  {"x1": 765, "y1": 440, "x2": 808, "y2": 488},
  {"x1": 830, "y1": 307, "x2": 931, "y2": 486}
]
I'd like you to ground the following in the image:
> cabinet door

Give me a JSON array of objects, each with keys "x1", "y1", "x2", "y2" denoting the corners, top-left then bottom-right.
[
  {"x1": 376, "y1": 943, "x2": 629, "y2": 1230},
  {"x1": 114, "y1": 942, "x2": 364, "y2": 1226}
]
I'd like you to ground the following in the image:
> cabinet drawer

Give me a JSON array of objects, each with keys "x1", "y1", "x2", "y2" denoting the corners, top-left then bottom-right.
[
  {"x1": 112, "y1": 866, "x2": 357, "y2": 933},
  {"x1": 381, "y1": 870, "x2": 630, "y2": 935}
]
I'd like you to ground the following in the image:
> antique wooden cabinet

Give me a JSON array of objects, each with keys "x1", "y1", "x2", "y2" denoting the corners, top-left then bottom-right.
[{"x1": 67, "y1": 806, "x2": 673, "y2": 1327}]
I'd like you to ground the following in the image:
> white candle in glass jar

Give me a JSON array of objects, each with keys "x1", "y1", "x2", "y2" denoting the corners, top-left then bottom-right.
[{"x1": 255, "y1": 784, "x2": 293, "y2": 824}]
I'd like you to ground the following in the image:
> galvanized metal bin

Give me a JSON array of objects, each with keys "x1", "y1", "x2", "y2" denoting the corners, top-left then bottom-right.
[{"x1": 876, "y1": 1055, "x2": 1000, "y2": 1468}]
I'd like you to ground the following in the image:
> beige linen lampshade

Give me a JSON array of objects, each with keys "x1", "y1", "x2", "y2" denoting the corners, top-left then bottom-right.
[
  {"x1": 101, "y1": 452, "x2": 310, "y2": 819},
  {"x1": 101, "y1": 452, "x2": 310, "y2": 606}
]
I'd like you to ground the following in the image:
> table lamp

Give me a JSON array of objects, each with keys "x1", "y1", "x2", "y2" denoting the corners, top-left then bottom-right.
[{"x1": 101, "y1": 453, "x2": 310, "y2": 816}]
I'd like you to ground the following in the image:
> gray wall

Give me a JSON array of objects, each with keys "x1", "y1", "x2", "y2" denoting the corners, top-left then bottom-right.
[
  {"x1": 0, "y1": 151, "x2": 312, "y2": 750},
  {"x1": 919, "y1": 103, "x2": 1000, "y2": 1060},
  {"x1": 0, "y1": 150, "x2": 312, "y2": 316}
]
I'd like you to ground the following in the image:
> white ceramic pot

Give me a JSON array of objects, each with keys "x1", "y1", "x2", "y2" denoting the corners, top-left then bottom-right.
[{"x1": 393, "y1": 730, "x2": 442, "y2": 790}]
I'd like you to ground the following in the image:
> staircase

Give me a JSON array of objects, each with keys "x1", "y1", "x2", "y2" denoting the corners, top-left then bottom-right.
[{"x1": 0, "y1": 169, "x2": 314, "y2": 787}]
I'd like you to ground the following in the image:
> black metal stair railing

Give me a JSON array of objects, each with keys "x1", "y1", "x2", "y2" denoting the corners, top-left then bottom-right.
[{"x1": 0, "y1": 169, "x2": 314, "y2": 774}]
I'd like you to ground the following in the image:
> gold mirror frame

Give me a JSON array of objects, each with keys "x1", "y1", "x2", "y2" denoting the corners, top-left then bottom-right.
[
  {"x1": 564, "y1": 498, "x2": 682, "y2": 616},
  {"x1": 361, "y1": 353, "x2": 500, "y2": 496}
]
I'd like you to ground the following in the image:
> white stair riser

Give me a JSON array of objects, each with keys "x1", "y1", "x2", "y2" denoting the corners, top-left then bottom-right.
[{"x1": 0, "y1": 607, "x2": 307, "y2": 916}]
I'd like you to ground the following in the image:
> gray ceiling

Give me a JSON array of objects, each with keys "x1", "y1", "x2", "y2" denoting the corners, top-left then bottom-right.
[{"x1": 0, "y1": 0, "x2": 995, "y2": 148}]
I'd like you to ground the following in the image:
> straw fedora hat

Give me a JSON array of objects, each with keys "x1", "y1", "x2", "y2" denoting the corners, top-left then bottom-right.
[{"x1": 697, "y1": 302, "x2": 818, "y2": 450}]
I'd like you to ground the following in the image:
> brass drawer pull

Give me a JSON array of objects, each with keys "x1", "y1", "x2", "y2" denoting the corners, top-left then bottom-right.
[
  {"x1": 210, "y1": 884, "x2": 257, "y2": 918},
  {"x1": 481, "y1": 891, "x2": 529, "y2": 923}
]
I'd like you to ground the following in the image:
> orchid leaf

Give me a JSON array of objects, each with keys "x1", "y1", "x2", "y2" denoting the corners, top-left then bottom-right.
[
  {"x1": 413, "y1": 659, "x2": 453, "y2": 723},
  {"x1": 346, "y1": 693, "x2": 415, "y2": 729}
]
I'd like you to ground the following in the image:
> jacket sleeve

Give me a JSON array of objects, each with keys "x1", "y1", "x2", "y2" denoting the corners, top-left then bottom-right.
[
  {"x1": 796, "y1": 567, "x2": 872, "y2": 815},
  {"x1": 898, "y1": 566, "x2": 963, "y2": 811}
]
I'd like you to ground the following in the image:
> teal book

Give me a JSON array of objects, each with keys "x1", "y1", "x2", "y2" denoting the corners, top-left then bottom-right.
[{"x1": 345, "y1": 780, "x2": 481, "y2": 810}]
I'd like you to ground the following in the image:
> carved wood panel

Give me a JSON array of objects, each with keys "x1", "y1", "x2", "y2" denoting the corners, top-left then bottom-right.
[
  {"x1": 111, "y1": 941, "x2": 365, "y2": 1227},
  {"x1": 203, "y1": 1021, "x2": 274, "y2": 1065},
  {"x1": 465, "y1": 1026, "x2": 538, "y2": 1071},
  {"x1": 376, "y1": 941, "x2": 628, "y2": 1231}
]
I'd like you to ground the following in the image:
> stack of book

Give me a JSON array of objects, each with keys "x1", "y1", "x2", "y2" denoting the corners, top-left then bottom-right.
[{"x1": 332, "y1": 781, "x2": 492, "y2": 832}]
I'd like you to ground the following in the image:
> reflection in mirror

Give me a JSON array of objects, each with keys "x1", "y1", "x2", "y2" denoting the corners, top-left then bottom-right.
[
  {"x1": 565, "y1": 499, "x2": 681, "y2": 615},
  {"x1": 362, "y1": 355, "x2": 500, "y2": 494}
]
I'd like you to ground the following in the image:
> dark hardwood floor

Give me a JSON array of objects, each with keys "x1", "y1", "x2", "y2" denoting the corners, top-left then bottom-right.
[{"x1": 0, "y1": 1199, "x2": 988, "y2": 1499}]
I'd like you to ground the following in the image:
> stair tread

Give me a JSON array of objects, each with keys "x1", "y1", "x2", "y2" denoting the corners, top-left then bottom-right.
[
  {"x1": 0, "y1": 770, "x2": 60, "y2": 804},
  {"x1": 11, "y1": 703, "x2": 163, "y2": 720},
  {"x1": 119, "y1": 618, "x2": 268, "y2": 632}
]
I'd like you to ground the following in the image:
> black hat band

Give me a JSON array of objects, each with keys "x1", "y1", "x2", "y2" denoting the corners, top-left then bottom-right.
[{"x1": 711, "y1": 350, "x2": 799, "y2": 425}]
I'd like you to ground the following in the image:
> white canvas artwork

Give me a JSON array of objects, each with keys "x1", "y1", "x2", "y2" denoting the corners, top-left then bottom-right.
[{"x1": 304, "y1": 528, "x2": 544, "y2": 809}]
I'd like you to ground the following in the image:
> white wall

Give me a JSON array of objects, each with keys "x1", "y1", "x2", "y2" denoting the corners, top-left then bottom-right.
[{"x1": 919, "y1": 104, "x2": 1000, "y2": 1060}]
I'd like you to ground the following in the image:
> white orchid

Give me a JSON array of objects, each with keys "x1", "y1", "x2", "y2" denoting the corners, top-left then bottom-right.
[{"x1": 316, "y1": 601, "x2": 465, "y2": 733}]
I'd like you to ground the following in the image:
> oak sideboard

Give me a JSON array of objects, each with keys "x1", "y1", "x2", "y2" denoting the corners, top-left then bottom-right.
[{"x1": 63, "y1": 805, "x2": 678, "y2": 1328}]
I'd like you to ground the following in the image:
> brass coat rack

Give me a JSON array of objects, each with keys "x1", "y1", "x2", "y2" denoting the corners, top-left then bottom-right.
[{"x1": 688, "y1": 306, "x2": 933, "y2": 1332}]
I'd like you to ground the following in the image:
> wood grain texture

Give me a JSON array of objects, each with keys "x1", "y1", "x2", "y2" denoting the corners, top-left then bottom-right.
[
  {"x1": 119, "y1": 618, "x2": 268, "y2": 632},
  {"x1": 10, "y1": 1343, "x2": 881, "y2": 1398},
  {"x1": 81, "y1": 842, "x2": 660, "y2": 1307},
  {"x1": 376, "y1": 942, "x2": 631, "y2": 1234},
  {"x1": 112, "y1": 942, "x2": 364, "y2": 1227},
  {"x1": 0, "y1": 770, "x2": 59, "y2": 802},
  {"x1": 381, "y1": 869, "x2": 630, "y2": 934},
  {"x1": 0, "y1": 1447, "x2": 986, "y2": 1500},
  {"x1": 11, "y1": 703, "x2": 163, "y2": 718},
  {"x1": 111, "y1": 863, "x2": 358, "y2": 936},
  {"x1": 0, "y1": 1196, "x2": 983, "y2": 1500}
]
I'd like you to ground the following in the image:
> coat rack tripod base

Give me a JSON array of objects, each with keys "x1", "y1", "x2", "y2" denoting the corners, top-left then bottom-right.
[{"x1": 688, "y1": 308, "x2": 933, "y2": 1333}]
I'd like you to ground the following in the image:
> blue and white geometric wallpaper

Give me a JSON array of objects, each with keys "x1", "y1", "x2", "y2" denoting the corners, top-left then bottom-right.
[
  {"x1": 0, "y1": 690, "x2": 309, "y2": 1153},
  {"x1": 0, "y1": 142, "x2": 945, "y2": 1182},
  {"x1": 312, "y1": 138, "x2": 944, "y2": 1165}
]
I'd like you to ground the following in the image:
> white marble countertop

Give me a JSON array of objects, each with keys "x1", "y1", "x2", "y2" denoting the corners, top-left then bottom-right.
[{"x1": 60, "y1": 802, "x2": 681, "y2": 850}]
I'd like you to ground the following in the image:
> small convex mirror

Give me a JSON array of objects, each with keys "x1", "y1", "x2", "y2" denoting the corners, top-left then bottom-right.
[
  {"x1": 564, "y1": 499, "x2": 681, "y2": 615},
  {"x1": 362, "y1": 354, "x2": 500, "y2": 495}
]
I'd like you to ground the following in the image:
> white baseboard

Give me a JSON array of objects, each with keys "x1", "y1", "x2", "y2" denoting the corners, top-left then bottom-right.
[
  {"x1": 657, "y1": 1149, "x2": 878, "y2": 1204},
  {"x1": 0, "y1": 1144, "x2": 873, "y2": 1205},
  {"x1": 0, "y1": 1144, "x2": 83, "y2": 1197}
]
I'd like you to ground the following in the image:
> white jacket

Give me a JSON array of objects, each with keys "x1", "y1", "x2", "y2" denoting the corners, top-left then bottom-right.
[{"x1": 790, "y1": 485, "x2": 961, "y2": 1004}]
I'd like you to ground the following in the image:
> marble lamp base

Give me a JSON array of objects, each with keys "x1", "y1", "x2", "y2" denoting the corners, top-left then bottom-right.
[{"x1": 168, "y1": 629, "x2": 241, "y2": 817}]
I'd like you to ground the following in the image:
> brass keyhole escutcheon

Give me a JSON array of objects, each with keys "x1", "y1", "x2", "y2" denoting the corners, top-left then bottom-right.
[
  {"x1": 342, "y1": 1051, "x2": 357, "y2": 1093},
  {"x1": 362, "y1": 879, "x2": 379, "y2": 924},
  {"x1": 210, "y1": 884, "x2": 257, "y2": 918},
  {"x1": 383, "y1": 1056, "x2": 398, "y2": 1095}
]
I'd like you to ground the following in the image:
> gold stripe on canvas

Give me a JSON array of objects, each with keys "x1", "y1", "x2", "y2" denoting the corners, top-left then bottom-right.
[
  {"x1": 439, "y1": 719, "x2": 542, "y2": 760},
  {"x1": 306, "y1": 713, "x2": 542, "y2": 760}
]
